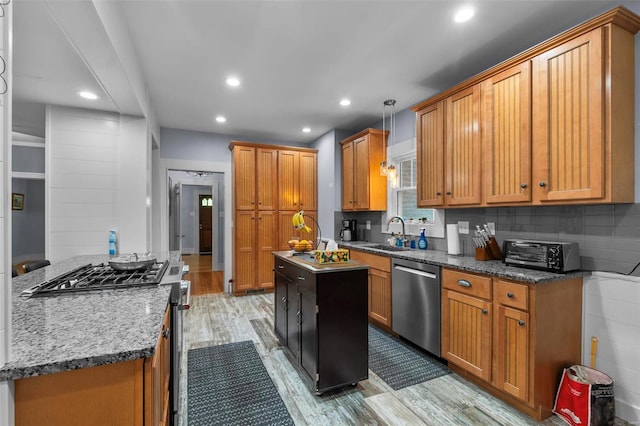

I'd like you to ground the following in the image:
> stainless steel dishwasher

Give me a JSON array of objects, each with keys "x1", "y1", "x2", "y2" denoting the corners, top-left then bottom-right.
[{"x1": 391, "y1": 258, "x2": 441, "y2": 356}]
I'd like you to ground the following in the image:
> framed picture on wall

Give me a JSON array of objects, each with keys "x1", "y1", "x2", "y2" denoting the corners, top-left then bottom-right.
[{"x1": 12, "y1": 193, "x2": 24, "y2": 210}]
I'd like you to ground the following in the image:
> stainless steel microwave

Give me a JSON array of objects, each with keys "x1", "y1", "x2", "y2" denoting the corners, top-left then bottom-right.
[{"x1": 503, "y1": 239, "x2": 580, "y2": 273}]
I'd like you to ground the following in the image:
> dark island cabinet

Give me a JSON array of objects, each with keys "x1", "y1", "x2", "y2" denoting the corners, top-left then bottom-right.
[{"x1": 273, "y1": 254, "x2": 368, "y2": 394}]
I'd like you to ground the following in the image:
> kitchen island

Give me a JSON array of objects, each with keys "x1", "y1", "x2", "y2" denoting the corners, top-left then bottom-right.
[
  {"x1": 1, "y1": 255, "x2": 174, "y2": 426},
  {"x1": 273, "y1": 251, "x2": 369, "y2": 395}
]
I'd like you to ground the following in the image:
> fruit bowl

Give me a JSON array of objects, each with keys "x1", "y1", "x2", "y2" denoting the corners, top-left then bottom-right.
[{"x1": 288, "y1": 239, "x2": 315, "y2": 252}]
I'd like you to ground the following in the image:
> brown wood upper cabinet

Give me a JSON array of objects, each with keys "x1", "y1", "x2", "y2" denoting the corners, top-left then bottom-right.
[
  {"x1": 412, "y1": 7, "x2": 639, "y2": 208},
  {"x1": 341, "y1": 128, "x2": 389, "y2": 211},
  {"x1": 278, "y1": 150, "x2": 317, "y2": 211},
  {"x1": 532, "y1": 25, "x2": 634, "y2": 204},
  {"x1": 482, "y1": 62, "x2": 532, "y2": 204},
  {"x1": 416, "y1": 102, "x2": 444, "y2": 207},
  {"x1": 445, "y1": 85, "x2": 482, "y2": 206}
]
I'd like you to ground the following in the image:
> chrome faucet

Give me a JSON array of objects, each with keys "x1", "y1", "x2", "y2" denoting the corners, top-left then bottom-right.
[{"x1": 386, "y1": 216, "x2": 406, "y2": 247}]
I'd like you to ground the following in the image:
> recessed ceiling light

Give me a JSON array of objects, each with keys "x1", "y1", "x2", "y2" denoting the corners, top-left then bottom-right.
[
  {"x1": 225, "y1": 76, "x2": 240, "y2": 87},
  {"x1": 302, "y1": 127, "x2": 311, "y2": 133},
  {"x1": 79, "y1": 91, "x2": 99, "y2": 100},
  {"x1": 339, "y1": 98, "x2": 351, "y2": 107},
  {"x1": 215, "y1": 115, "x2": 227, "y2": 123},
  {"x1": 454, "y1": 6, "x2": 474, "y2": 23}
]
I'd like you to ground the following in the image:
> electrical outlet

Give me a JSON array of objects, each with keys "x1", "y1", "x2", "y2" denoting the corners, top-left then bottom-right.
[
  {"x1": 366, "y1": 220, "x2": 371, "y2": 230},
  {"x1": 458, "y1": 221, "x2": 469, "y2": 234},
  {"x1": 487, "y1": 222, "x2": 496, "y2": 235}
]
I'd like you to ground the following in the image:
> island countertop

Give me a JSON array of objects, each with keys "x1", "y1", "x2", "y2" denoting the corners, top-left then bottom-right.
[
  {"x1": 273, "y1": 251, "x2": 369, "y2": 273},
  {"x1": 338, "y1": 242, "x2": 588, "y2": 284},
  {"x1": 0, "y1": 255, "x2": 172, "y2": 381}
]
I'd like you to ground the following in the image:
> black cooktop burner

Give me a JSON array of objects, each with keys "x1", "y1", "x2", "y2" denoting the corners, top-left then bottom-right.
[{"x1": 22, "y1": 262, "x2": 169, "y2": 298}]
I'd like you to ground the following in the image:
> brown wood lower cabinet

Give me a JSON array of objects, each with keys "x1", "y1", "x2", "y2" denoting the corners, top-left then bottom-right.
[
  {"x1": 15, "y1": 306, "x2": 170, "y2": 426},
  {"x1": 441, "y1": 268, "x2": 582, "y2": 420},
  {"x1": 349, "y1": 249, "x2": 392, "y2": 330}
]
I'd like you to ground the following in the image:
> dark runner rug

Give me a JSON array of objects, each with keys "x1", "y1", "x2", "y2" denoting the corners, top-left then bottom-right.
[
  {"x1": 187, "y1": 340, "x2": 294, "y2": 426},
  {"x1": 368, "y1": 325, "x2": 451, "y2": 390}
]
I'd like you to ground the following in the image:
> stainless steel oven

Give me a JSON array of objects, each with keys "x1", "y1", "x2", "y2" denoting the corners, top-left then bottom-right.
[{"x1": 161, "y1": 263, "x2": 191, "y2": 426}]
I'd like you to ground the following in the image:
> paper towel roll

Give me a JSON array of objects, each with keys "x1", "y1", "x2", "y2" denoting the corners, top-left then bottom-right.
[{"x1": 447, "y1": 224, "x2": 461, "y2": 255}]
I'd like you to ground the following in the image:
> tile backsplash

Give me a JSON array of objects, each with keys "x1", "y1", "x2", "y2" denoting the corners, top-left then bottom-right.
[{"x1": 337, "y1": 203, "x2": 640, "y2": 277}]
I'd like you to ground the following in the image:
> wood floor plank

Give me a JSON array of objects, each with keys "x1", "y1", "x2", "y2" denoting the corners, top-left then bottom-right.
[{"x1": 365, "y1": 392, "x2": 427, "y2": 425}]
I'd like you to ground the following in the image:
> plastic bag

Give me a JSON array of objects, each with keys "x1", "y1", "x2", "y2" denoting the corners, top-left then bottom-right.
[{"x1": 553, "y1": 365, "x2": 615, "y2": 426}]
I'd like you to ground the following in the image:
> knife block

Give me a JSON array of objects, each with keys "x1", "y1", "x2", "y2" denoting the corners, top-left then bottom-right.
[{"x1": 475, "y1": 238, "x2": 503, "y2": 261}]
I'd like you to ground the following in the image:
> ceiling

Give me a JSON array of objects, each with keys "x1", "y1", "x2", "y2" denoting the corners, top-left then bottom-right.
[{"x1": 12, "y1": 0, "x2": 640, "y2": 143}]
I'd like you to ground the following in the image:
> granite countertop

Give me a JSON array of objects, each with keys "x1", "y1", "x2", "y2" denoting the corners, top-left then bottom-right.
[
  {"x1": 274, "y1": 251, "x2": 369, "y2": 273},
  {"x1": 339, "y1": 242, "x2": 588, "y2": 284},
  {"x1": 0, "y1": 255, "x2": 172, "y2": 381}
]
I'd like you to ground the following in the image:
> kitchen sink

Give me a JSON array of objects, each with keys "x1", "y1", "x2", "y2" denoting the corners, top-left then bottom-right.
[{"x1": 364, "y1": 244, "x2": 411, "y2": 252}]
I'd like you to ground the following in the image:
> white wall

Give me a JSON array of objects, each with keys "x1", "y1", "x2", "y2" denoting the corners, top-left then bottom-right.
[
  {"x1": 117, "y1": 116, "x2": 150, "y2": 253},
  {"x1": 312, "y1": 130, "x2": 336, "y2": 241},
  {"x1": 0, "y1": 3, "x2": 13, "y2": 425},
  {"x1": 582, "y1": 273, "x2": 640, "y2": 423},
  {"x1": 46, "y1": 106, "x2": 149, "y2": 261}
]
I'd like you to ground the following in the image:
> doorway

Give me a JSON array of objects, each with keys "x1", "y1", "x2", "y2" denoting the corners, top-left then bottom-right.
[
  {"x1": 198, "y1": 194, "x2": 212, "y2": 254},
  {"x1": 167, "y1": 170, "x2": 223, "y2": 272}
]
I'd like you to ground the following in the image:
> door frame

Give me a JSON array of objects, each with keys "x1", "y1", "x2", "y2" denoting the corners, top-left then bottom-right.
[{"x1": 194, "y1": 183, "x2": 221, "y2": 270}]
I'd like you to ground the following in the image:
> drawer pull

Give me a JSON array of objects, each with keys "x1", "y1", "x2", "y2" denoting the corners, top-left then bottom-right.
[
  {"x1": 481, "y1": 309, "x2": 488, "y2": 315},
  {"x1": 457, "y1": 279, "x2": 471, "y2": 288},
  {"x1": 518, "y1": 320, "x2": 526, "y2": 327},
  {"x1": 507, "y1": 292, "x2": 514, "y2": 298},
  {"x1": 297, "y1": 275, "x2": 306, "y2": 281},
  {"x1": 278, "y1": 265, "x2": 284, "y2": 269}
]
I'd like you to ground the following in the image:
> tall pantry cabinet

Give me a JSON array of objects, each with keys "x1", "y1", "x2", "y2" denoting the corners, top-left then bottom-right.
[{"x1": 230, "y1": 141, "x2": 318, "y2": 295}]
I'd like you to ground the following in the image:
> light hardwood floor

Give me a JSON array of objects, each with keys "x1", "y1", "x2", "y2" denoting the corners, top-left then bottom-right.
[
  {"x1": 182, "y1": 254, "x2": 224, "y2": 295},
  {"x1": 177, "y1": 291, "x2": 599, "y2": 426}
]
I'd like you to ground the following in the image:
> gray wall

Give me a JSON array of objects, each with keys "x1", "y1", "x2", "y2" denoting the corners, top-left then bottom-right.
[{"x1": 11, "y1": 178, "x2": 45, "y2": 261}]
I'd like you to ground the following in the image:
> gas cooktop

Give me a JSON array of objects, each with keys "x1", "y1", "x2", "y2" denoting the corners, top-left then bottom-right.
[{"x1": 21, "y1": 262, "x2": 170, "y2": 298}]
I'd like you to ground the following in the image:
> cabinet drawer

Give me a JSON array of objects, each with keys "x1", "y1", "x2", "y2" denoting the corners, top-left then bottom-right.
[
  {"x1": 349, "y1": 249, "x2": 391, "y2": 272},
  {"x1": 442, "y1": 269, "x2": 491, "y2": 300},
  {"x1": 495, "y1": 280, "x2": 528, "y2": 311}
]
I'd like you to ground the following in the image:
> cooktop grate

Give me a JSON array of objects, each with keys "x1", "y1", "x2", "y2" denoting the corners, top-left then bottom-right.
[{"x1": 22, "y1": 262, "x2": 169, "y2": 298}]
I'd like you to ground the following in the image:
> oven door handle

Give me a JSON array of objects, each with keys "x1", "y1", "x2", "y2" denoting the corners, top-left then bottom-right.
[{"x1": 179, "y1": 280, "x2": 191, "y2": 310}]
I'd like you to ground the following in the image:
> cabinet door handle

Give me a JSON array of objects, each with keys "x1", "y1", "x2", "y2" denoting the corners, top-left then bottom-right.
[
  {"x1": 518, "y1": 320, "x2": 526, "y2": 327},
  {"x1": 457, "y1": 279, "x2": 471, "y2": 288},
  {"x1": 482, "y1": 309, "x2": 488, "y2": 315},
  {"x1": 539, "y1": 181, "x2": 547, "y2": 187},
  {"x1": 520, "y1": 183, "x2": 527, "y2": 189},
  {"x1": 507, "y1": 292, "x2": 514, "y2": 298},
  {"x1": 436, "y1": 192, "x2": 442, "y2": 196},
  {"x1": 163, "y1": 328, "x2": 170, "y2": 339},
  {"x1": 278, "y1": 265, "x2": 284, "y2": 269},
  {"x1": 297, "y1": 275, "x2": 306, "y2": 281},
  {"x1": 446, "y1": 191, "x2": 452, "y2": 195}
]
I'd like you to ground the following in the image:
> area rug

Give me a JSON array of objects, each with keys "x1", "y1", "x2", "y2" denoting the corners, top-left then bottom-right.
[
  {"x1": 187, "y1": 340, "x2": 294, "y2": 426},
  {"x1": 368, "y1": 325, "x2": 451, "y2": 390}
]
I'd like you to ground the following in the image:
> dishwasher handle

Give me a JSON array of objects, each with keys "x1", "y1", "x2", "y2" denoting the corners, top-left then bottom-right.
[{"x1": 394, "y1": 265, "x2": 437, "y2": 280}]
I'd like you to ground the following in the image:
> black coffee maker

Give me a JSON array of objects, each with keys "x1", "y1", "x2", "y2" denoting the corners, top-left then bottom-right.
[
  {"x1": 348, "y1": 219, "x2": 358, "y2": 241},
  {"x1": 339, "y1": 219, "x2": 358, "y2": 241}
]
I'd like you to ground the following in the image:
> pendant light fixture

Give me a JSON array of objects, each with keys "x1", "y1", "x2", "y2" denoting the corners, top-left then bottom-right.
[{"x1": 380, "y1": 99, "x2": 398, "y2": 188}]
